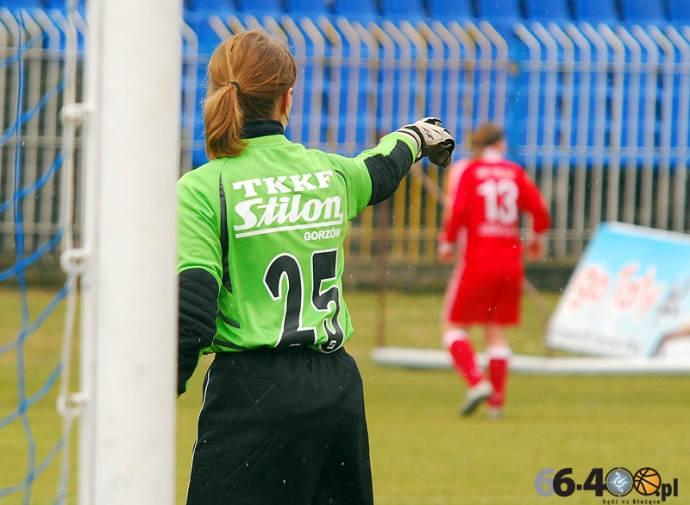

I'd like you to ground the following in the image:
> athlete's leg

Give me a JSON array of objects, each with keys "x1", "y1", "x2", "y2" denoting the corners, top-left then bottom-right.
[
  {"x1": 483, "y1": 263, "x2": 522, "y2": 415},
  {"x1": 485, "y1": 323, "x2": 509, "y2": 348},
  {"x1": 441, "y1": 263, "x2": 486, "y2": 388},
  {"x1": 442, "y1": 262, "x2": 497, "y2": 415},
  {"x1": 485, "y1": 326, "x2": 511, "y2": 412},
  {"x1": 186, "y1": 352, "x2": 318, "y2": 505},
  {"x1": 443, "y1": 324, "x2": 483, "y2": 387},
  {"x1": 443, "y1": 324, "x2": 493, "y2": 416},
  {"x1": 311, "y1": 351, "x2": 373, "y2": 505}
]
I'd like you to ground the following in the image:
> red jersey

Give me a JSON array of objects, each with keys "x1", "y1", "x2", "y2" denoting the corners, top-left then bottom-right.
[{"x1": 439, "y1": 158, "x2": 550, "y2": 264}]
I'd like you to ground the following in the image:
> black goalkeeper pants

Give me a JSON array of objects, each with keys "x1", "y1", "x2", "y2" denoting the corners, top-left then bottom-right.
[{"x1": 185, "y1": 346, "x2": 374, "y2": 505}]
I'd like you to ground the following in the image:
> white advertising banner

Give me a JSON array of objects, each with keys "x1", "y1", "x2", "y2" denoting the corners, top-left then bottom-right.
[{"x1": 546, "y1": 222, "x2": 690, "y2": 358}]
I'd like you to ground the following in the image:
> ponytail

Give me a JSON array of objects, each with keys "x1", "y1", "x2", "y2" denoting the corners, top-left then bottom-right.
[{"x1": 204, "y1": 83, "x2": 246, "y2": 160}]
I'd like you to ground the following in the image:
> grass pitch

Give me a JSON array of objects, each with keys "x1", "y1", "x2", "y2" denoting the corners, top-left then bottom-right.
[
  {"x1": 179, "y1": 291, "x2": 690, "y2": 505},
  {"x1": 2, "y1": 288, "x2": 689, "y2": 504}
]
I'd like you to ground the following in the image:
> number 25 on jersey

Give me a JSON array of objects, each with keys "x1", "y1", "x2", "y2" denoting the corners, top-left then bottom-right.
[{"x1": 264, "y1": 249, "x2": 344, "y2": 352}]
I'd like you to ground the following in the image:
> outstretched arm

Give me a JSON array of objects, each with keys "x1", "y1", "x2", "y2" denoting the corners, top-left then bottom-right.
[{"x1": 360, "y1": 118, "x2": 455, "y2": 206}]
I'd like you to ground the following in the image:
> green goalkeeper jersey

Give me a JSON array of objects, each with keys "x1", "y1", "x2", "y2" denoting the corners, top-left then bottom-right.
[{"x1": 178, "y1": 127, "x2": 416, "y2": 354}]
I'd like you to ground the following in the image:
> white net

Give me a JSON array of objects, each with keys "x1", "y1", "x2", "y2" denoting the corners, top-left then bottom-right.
[{"x1": 0, "y1": 1, "x2": 84, "y2": 503}]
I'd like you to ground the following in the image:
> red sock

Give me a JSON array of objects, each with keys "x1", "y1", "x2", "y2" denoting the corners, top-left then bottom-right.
[
  {"x1": 447, "y1": 337, "x2": 484, "y2": 387},
  {"x1": 487, "y1": 357, "x2": 509, "y2": 408}
]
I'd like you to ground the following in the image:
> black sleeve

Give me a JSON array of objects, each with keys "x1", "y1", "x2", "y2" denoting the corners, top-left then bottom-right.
[
  {"x1": 178, "y1": 268, "x2": 219, "y2": 395},
  {"x1": 365, "y1": 139, "x2": 415, "y2": 206}
]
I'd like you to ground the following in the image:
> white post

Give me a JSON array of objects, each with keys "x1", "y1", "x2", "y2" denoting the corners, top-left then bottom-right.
[{"x1": 79, "y1": 0, "x2": 181, "y2": 503}]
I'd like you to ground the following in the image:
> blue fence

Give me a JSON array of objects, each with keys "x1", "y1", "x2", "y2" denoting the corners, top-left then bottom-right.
[{"x1": 1, "y1": 0, "x2": 690, "y2": 260}]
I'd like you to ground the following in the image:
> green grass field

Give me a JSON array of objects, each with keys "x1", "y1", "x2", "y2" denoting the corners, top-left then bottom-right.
[{"x1": 2, "y1": 288, "x2": 689, "y2": 504}]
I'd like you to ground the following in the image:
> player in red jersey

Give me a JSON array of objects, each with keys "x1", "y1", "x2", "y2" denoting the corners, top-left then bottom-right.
[{"x1": 437, "y1": 123, "x2": 551, "y2": 418}]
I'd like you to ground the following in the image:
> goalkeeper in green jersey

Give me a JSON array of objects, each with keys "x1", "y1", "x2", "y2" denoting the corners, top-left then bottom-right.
[{"x1": 178, "y1": 29, "x2": 455, "y2": 505}]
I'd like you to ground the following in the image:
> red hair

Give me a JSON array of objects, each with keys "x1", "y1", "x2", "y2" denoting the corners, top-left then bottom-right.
[{"x1": 203, "y1": 30, "x2": 297, "y2": 159}]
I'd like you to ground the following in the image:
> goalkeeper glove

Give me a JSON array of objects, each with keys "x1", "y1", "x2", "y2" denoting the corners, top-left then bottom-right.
[{"x1": 396, "y1": 117, "x2": 456, "y2": 168}]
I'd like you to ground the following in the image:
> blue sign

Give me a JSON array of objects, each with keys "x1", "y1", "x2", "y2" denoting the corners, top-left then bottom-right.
[{"x1": 546, "y1": 222, "x2": 690, "y2": 358}]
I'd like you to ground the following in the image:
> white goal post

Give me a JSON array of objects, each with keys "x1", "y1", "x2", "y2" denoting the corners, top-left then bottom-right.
[{"x1": 76, "y1": 0, "x2": 181, "y2": 504}]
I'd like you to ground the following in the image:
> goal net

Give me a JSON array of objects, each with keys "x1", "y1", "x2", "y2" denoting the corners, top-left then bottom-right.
[
  {"x1": 0, "y1": 0, "x2": 180, "y2": 504},
  {"x1": 0, "y1": 1, "x2": 84, "y2": 503}
]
